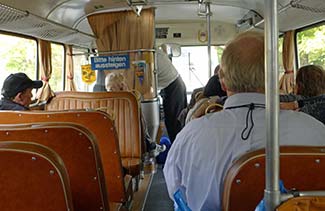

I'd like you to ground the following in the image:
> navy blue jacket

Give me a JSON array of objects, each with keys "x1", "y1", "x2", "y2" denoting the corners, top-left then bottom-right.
[
  {"x1": 0, "y1": 98, "x2": 29, "y2": 110},
  {"x1": 299, "y1": 94, "x2": 325, "y2": 125}
]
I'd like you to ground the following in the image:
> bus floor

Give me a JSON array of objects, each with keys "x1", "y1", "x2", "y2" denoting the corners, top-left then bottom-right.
[{"x1": 143, "y1": 164, "x2": 174, "y2": 211}]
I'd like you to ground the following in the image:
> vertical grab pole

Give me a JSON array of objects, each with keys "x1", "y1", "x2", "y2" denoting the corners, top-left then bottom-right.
[
  {"x1": 206, "y1": 1, "x2": 212, "y2": 78},
  {"x1": 264, "y1": 0, "x2": 281, "y2": 210},
  {"x1": 153, "y1": 8, "x2": 158, "y2": 99}
]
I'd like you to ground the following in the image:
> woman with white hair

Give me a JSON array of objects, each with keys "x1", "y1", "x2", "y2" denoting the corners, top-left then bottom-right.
[{"x1": 105, "y1": 72, "x2": 129, "y2": 91}]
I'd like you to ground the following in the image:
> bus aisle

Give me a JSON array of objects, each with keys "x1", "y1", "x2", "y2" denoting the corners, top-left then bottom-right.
[{"x1": 144, "y1": 164, "x2": 174, "y2": 211}]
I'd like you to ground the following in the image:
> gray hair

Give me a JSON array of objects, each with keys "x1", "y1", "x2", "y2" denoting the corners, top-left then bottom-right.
[
  {"x1": 105, "y1": 72, "x2": 129, "y2": 91},
  {"x1": 220, "y1": 31, "x2": 265, "y2": 93}
]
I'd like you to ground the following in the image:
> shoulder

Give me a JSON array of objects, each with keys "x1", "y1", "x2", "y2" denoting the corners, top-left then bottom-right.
[
  {"x1": 279, "y1": 110, "x2": 325, "y2": 146},
  {"x1": 156, "y1": 49, "x2": 168, "y2": 61},
  {"x1": 0, "y1": 99, "x2": 27, "y2": 111},
  {"x1": 280, "y1": 110, "x2": 325, "y2": 131},
  {"x1": 181, "y1": 110, "x2": 234, "y2": 139}
]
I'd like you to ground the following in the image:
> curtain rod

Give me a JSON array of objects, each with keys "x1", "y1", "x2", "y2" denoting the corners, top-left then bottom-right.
[{"x1": 72, "y1": 48, "x2": 155, "y2": 56}]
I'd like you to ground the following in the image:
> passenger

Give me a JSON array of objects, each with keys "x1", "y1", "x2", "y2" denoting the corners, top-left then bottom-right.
[
  {"x1": 157, "y1": 47, "x2": 187, "y2": 143},
  {"x1": 202, "y1": 65, "x2": 227, "y2": 98},
  {"x1": 178, "y1": 65, "x2": 227, "y2": 127},
  {"x1": 163, "y1": 31, "x2": 325, "y2": 211},
  {"x1": 184, "y1": 95, "x2": 223, "y2": 124},
  {"x1": 104, "y1": 71, "x2": 166, "y2": 155},
  {"x1": 105, "y1": 72, "x2": 129, "y2": 91},
  {"x1": 188, "y1": 87, "x2": 204, "y2": 109},
  {"x1": 295, "y1": 65, "x2": 325, "y2": 124},
  {"x1": 177, "y1": 88, "x2": 203, "y2": 128},
  {"x1": 0, "y1": 73, "x2": 42, "y2": 110},
  {"x1": 189, "y1": 65, "x2": 226, "y2": 108}
]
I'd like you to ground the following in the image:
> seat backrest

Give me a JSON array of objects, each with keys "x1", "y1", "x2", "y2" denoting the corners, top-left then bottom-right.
[
  {"x1": 0, "y1": 141, "x2": 73, "y2": 211},
  {"x1": 222, "y1": 146, "x2": 325, "y2": 211},
  {"x1": 45, "y1": 91, "x2": 142, "y2": 160},
  {"x1": 0, "y1": 123, "x2": 109, "y2": 211},
  {"x1": 0, "y1": 110, "x2": 126, "y2": 203}
]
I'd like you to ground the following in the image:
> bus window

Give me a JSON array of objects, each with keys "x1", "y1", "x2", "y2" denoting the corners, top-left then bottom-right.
[
  {"x1": 73, "y1": 48, "x2": 95, "y2": 92},
  {"x1": 278, "y1": 36, "x2": 285, "y2": 74},
  {"x1": 0, "y1": 33, "x2": 37, "y2": 88},
  {"x1": 296, "y1": 23, "x2": 325, "y2": 68},
  {"x1": 51, "y1": 43, "x2": 64, "y2": 91},
  {"x1": 172, "y1": 46, "x2": 224, "y2": 97}
]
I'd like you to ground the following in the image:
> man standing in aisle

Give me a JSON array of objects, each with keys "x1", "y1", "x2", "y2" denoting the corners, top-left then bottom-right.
[{"x1": 157, "y1": 46, "x2": 187, "y2": 143}]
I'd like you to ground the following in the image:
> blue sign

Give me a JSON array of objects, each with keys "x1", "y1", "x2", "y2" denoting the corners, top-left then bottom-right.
[{"x1": 91, "y1": 55, "x2": 130, "y2": 70}]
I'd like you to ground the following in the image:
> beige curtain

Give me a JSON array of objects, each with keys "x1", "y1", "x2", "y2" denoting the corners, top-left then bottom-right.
[
  {"x1": 88, "y1": 8, "x2": 155, "y2": 98},
  {"x1": 37, "y1": 39, "x2": 55, "y2": 101},
  {"x1": 65, "y1": 45, "x2": 77, "y2": 91},
  {"x1": 279, "y1": 30, "x2": 295, "y2": 94}
]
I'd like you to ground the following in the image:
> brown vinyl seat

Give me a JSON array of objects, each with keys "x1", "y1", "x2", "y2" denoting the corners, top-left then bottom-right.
[
  {"x1": 45, "y1": 91, "x2": 143, "y2": 178},
  {"x1": 276, "y1": 196, "x2": 325, "y2": 211},
  {"x1": 222, "y1": 146, "x2": 325, "y2": 211},
  {"x1": 0, "y1": 141, "x2": 74, "y2": 211},
  {"x1": 0, "y1": 123, "x2": 109, "y2": 211},
  {"x1": 0, "y1": 110, "x2": 131, "y2": 205}
]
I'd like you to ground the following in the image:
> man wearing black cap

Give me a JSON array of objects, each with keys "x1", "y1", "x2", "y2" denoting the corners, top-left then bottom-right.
[{"x1": 0, "y1": 73, "x2": 43, "y2": 110}]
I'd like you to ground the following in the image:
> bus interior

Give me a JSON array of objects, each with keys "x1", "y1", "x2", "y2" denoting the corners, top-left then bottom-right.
[{"x1": 0, "y1": 0, "x2": 324, "y2": 210}]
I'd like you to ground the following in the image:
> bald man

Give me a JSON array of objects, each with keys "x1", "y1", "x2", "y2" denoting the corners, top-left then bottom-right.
[{"x1": 164, "y1": 32, "x2": 325, "y2": 211}]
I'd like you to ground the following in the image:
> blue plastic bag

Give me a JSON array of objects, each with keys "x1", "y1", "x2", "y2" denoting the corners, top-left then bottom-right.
[
  {"x1": 174, "y1": 189, "x2": 192, "y2": 211},
  {"x1": 255, "y1": 180, "x2": 287, "y2": 211},
  {"x1": 156, "y1": 135, "x2": 171, "y2": 164}
]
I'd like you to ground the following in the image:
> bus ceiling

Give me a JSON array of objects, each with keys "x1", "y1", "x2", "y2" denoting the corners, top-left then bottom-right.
[{"x1": 0, "y1": 0, "x2": 324, "y2": 48}]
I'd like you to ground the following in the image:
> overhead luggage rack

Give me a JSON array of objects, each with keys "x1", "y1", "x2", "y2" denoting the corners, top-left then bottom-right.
[{"x1": 0, "y1": 2, "x2": 95, "y2": 48}]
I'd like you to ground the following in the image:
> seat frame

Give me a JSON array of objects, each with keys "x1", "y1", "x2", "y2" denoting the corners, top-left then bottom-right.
[
  {"x1": 0, "y1": 123, "x2": 109, "y2": 211},
  {"x1": 45, "y1": 91, "x2": 143, "y2": 178},
  {"x1": 0, "y1": 141, "x2": 74, "y2": 211},
  {"x1": 222, "y1": 146, "x2": 325, "y2": 211},
  {"x1": 0, "y1": 110, "x2": 129, "y2": 204}
]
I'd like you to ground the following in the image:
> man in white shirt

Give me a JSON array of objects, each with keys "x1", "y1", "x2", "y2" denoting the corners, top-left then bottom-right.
[
  {"x1": 163, "y1": 31, "x2": 325, "y2": 211},
  {"x1": 157, "y1": 48, "x2": 187, "y2": 143}
]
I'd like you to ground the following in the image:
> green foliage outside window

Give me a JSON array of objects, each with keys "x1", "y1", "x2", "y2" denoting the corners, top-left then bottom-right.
[
  {"x1": 278, "y1": 37, "x2": 284, "y2": 73},
  {"x1": 51, "y1": 43, "x2": 64, "y2": 91},
  {"x1": 216, "y1": 46, "x2": 224, "y2": 67},
  {"x1": 297, "y1": 24, "x2": 325, "y2": 68},
  {"x1": 0, "y1": 34, "x2": 64, "y2": 92},
  {"x1": 0, "y1": 35, "x2": 36, "y2": 80}
]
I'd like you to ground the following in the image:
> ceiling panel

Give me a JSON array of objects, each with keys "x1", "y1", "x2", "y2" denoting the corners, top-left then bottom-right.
[
  {"x1": 0, "y1": 0, "x2": 324, "y2": 48},
  {"x1": 0, "y1": 0, "x2": 67, "y2": 17},
  {"x1": 155, "y1": 4, "x2": 250, "y2": 23}
]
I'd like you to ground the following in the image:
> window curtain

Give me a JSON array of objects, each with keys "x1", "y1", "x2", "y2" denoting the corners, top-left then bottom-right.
[
  {"x1": 37, "y1": 39, "x2": 55, "y2": 101},
  {"x1": 279, "y1": 30, "x2": 295, "y2": 94},
  {"x1": 87, "y1": 8, "x2": 156, "y2": 99},
  {"x1": 65, "y1": 45, "x2": 77, "y2": 91}
]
